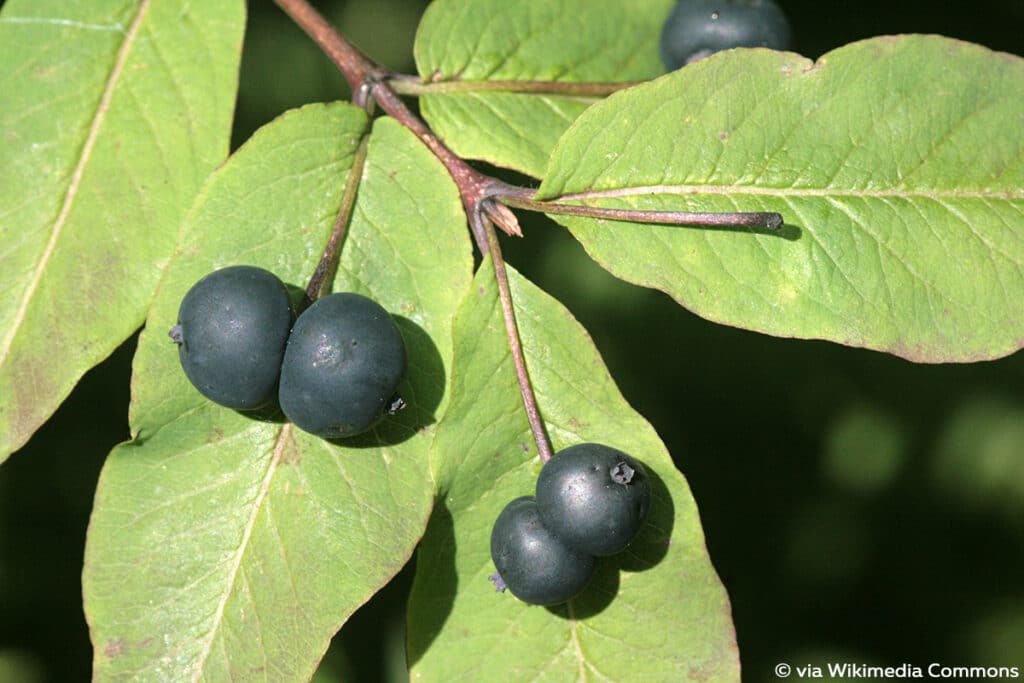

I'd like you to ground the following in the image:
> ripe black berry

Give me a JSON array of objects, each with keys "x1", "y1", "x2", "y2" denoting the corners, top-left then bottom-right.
[
  {"x1": 171, "y1": 265, "x2": 293, "y2": 410},
  {"x1": 490, "y1": 496, "x2": 595, "y2": 606},
  {"x1": 278, "y1": 292, "x2": 406, "y2": 438},
  {"x1": 535, "y1": 443, "x2": 651, "y2": 557},
  {"x1": 660, "y1": 0, "x2": 792, "y2": 71}
]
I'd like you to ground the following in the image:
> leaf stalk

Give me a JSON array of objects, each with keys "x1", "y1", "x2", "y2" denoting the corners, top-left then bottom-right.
[{"x1": 497, "y1": 187, "x2": 783, "y2": 231}]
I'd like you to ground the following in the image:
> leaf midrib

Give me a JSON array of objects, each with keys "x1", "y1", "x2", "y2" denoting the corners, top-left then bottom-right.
[
  {"x1": 0, "y1": 0, "x2": 151, "y2": 366},
  {"x1": 189, "y1": 423, "x2": 290, "y2": 682},
  {"x1": 566, "y1": 601, "x2": 588, "y2": 682}
]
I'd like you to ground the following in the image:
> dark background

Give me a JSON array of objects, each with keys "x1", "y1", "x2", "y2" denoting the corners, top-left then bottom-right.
[{"x1": 2, "y1": 0, "x2": 1023, "y2": 681}]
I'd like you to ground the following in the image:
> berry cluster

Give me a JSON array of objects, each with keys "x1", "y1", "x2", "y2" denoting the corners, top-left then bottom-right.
[
  {"x1": 489, "y1": 443, "x2": 651, "y2": 606},
  {"x1": 660, "y1": 0, "x2": 792, "y2": 70},
  {"x1": 169, "y1": 265, "x2": 406, "y2": 438}
]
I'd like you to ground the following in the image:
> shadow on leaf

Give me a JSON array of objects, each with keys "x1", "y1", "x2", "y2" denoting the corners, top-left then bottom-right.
[
  {"x1": 618, "y1": 461, "x2": 674, "y2": 572},
  {"x1": 610, "y1": 218, "x2": 802, "y2": 240},
  {"x1": 546, "y1": 558, "x2": 620, "y2": 620},
  {"x1": 706, "y1": 220, "x2": 801, "y2": 241},
  {"x1": 238, "y1": 399, "x2": 288, "y2": 424},
  {"x1": 406, "y1": 497, "x2": 458, "y2": 668},
  {"x1": 772, "y1": 221, "x2": 802, "y2": 241}
]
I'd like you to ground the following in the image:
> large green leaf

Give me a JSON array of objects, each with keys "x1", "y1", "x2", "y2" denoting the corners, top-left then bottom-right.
[
  {"x1": 414, "y1": 0, "x2": 673, "y2": 177},
  {"x1": 0, "y1": 0, "x2": 245, "y2": 461},
  {"x1": 407, "y1": 260, "x2": 737, "y2": 682},
  {"x1": 83, "y1": 105, "x2": 474, "y2": 681},
  {"x1": 538, "y1": 36, "x2": 1024, "y2": 362}
]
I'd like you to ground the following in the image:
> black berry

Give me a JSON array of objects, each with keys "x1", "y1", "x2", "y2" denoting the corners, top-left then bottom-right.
[
  {"x1": 172, "y1": 265, "x2": 293, "y2": 410},
  {"x1": 490, "y1": 496, "x2": 595, "y2": 606},
  {"x1": 660, "y1": 0, "x2": 792, "y2": 71},
  {"x1": 278, "y1": 292, "x2": 406, "y2": 438},
  {"x1": 535, "y1": 443, "x2": 651, "y2": 557}
]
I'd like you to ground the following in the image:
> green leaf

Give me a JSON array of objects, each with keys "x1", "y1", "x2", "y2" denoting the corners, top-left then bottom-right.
[
  {"x1": 0, "y1": 0, "x2": 245, "y2": 462},
  {"x1": 83, "y1": 105, "x2": 474, "y2": 681},
  {"x1": 414, "y1": 0, "x2": 673, "y2": 177},
  {"x1": 538, "y1": 36, "x2": 1024, "y2": 362},
  {"x1": 407, "y1": 260, "x2": 738, "y2": 682}
]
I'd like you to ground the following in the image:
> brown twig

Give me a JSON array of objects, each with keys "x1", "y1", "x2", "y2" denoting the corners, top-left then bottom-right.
[{"x1": 273, "y1": 0, "x2": 368, "y2": 86}]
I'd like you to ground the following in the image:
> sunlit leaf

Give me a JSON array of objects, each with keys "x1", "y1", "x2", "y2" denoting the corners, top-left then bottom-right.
[
  {"x1": 0, "y1": 0, "x2": 245, "y2": 461},
  {"x1": 539, "y1": 36, "x2": 1024, "y2": 362},
  {"x1": 407, "y1": 260, "x2": 738, "y2": 682},
  {"x1": 414, "y1": 0, "x2": 673, "y2": 177},
  {"x1": 83, "y1": 105, "x2": 474, "y2": 681}
]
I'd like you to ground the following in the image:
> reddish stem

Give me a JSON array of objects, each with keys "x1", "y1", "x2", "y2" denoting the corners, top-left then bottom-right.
[{"x1": 477, "y1": 208, "x2": 555, "y2": 463}]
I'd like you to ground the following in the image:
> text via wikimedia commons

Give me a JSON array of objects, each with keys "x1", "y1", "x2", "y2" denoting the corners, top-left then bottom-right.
[{"x1": 774, "y1": 662, "x2": 1021, "y2": 680}]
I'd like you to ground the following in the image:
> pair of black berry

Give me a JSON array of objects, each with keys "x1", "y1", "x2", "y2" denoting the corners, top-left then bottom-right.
[
  {"x1": 170, "y1": 265, "x2": 406, "y2": 438},
  {"x1": 489, "y1": 443, "x2": 651, "y2": 606},
  {"x1": 660, "y1": 0, "x2": 792, "y2": 70}
]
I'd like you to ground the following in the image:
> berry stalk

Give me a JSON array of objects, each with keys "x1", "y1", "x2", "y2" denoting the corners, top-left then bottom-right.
[
  {"x1": 304, "y1": 133, "x2": 371, "y2": 305},
  {"x1": 478, "y1": 210, "x2": 555, "y2": 464}
]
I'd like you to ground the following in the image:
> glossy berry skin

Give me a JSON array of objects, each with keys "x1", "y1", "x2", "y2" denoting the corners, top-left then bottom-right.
[
  {"x1": 278, "y1": 292, "x2": 406, "y2": 438},
  {"x1": 490, "y1": 496, "x2": 595, "y2": 606},
  {"x1": 535, "y1": 443, "x2": 651, "y2": 557},
  {"x1": 660, "y1": 0, "x2": 792, "y2": 71},
  {"x1": 173, "y1": 265, "x2": 293, "y2": 410}
]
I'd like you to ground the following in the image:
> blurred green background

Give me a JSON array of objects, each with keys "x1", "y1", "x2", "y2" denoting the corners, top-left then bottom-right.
[{"x1": 2, "y1": 0, "x2": 1023, "y2": 681}]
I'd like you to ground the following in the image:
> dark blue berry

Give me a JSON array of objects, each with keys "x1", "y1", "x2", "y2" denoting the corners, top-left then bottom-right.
[
  {"x1": 490, "y1": 496, "x2": 595, "y2": 605},
  {"x1": 660, "y1": 0, "x2": 792, "y2": 71},
  {"x1": 172, "y1": 265, "x2": 293, "y2": 410},
  {"x1": 535, "y1": 443, "x2": 651, "y2": 557},
  {"x1": 278, "y1": 292, "x2": 406, "y2": 438}
]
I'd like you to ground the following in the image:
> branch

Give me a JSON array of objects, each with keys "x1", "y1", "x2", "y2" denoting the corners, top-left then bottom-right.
[{"x1": 274, "y1": 0, "x2": 785, "y2": 465}]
